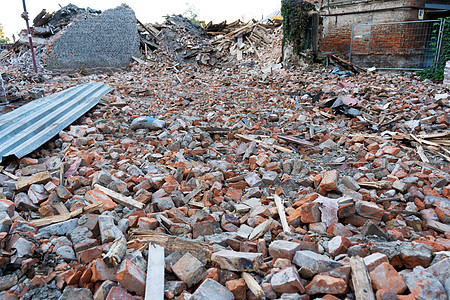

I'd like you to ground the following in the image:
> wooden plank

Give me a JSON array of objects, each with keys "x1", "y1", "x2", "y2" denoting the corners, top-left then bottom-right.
[
  {"x1": 418, "y1": 131, "x2": 450, "y2": 139},
  {"x1": 94, "y1": 184, "x2": 144, "y2": 210},
  {"x1": 31, "y1": 202, "x2": 103, "y2": 227},
  {"x1": 145, "y1": 244, "x2": 165, "y2": 300},
  {"x1": 130, "y1": 229, "x2": 213, "y2": 264},
  {"x1": 132, "y1": 56, "x2": 146, "y2": 64},
  {"x1": 273, "y1": 195, "x2": 292, "y2": 235},
  {"x1": 235, "y1": 134, "x2": 293, "y2": 154},
  {"x1": 188, "y1": 201, "x2": 205, "y2": 208},
  {"x1": 2, "y1": 170, "x2": 18, "y2": 180},
  {"x1": 350, "y1": 256, "x2": 375, "y2": 300},
  {"x1": 278, "y1": 135, "x2": 315, "y2": 147},
  {"x1": 411, "y1": 134, "x2": 439, "y2": 147},
  {"x1": 241, "y1": 272, "x2": 265, "y2": 299},
  {"x1": 426, "y1": 146, "x2": 450, "y2": 163},
  {"x1": 16, "y1": 171, "x2": 51, "y2": 191},
  {"x1": 426, "y1": 219, "x2": 450, "y2": 233},
  {"x1": 183, "y1": 185, "x2": 202, "y2": 203},
  {"x1": 245, "y1": 36, "x2": 261, "y2": 60},
  {"x1": 212, "y1": 23, "x2": 256, "y2": 44},
  {"x1": 416, "y1": 145, "x2": 429, "y2": 163},
  {"x1": 358, "y1": 181, "x2": 391, "y2": 190},
  {"x1": 226, "y1": 174, "x2": 246, "y2": 183},
  {"x1": 50, "y1": 198, "x2": 70, "y2": 215},
  {"x1": 330, "y1": 54, "x2": 366, "y2": 73},
  {"x1": 428, "y1": 139, "x2": 450, "y2": 146},
  {"x1": 137, "y1": 18, "x2": 161, "y2": 41}
]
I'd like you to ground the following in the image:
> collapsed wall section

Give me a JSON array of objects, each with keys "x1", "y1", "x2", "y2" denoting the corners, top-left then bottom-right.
[{"x1": 44, "y1": 6, "x2": 140, "y2": 73}]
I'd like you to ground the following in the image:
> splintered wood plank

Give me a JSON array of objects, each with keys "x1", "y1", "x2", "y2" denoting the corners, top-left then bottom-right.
[
  {"x1": 235, "y1": 134, "x2": 293, "y2": 153},
  {"x1": 131, "y1": 229, "x2": 213, "y2": 264},
  {"x1": 277, "y1": 135, "x2": 315, "y2": 147},
  {"x1": 15, "y1": 171, "x2": 51, "y2": 191},
  {"x1": 350, "y1": 256, "x2": 375, "y2": 300},
  {"x1": 241, "y1": 272, "x2": 265, "y2": 299},
  {"x1": 31, "y1": 202, "x2": 103, "y2": 227},
  {"x1": 104, "y1": 237, "x2": 127, "y2": 268},
  {"x1": 273, "y1": 194, "x2": 292, "y2": 235},
  {"x1": 94, "y1": 184, "x2": 144, "y2": 210}
]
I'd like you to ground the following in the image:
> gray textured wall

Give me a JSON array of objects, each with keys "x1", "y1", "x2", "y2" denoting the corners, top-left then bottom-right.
[{"x1": 45, "y1": 6, "x2": 140, "y2": 73}]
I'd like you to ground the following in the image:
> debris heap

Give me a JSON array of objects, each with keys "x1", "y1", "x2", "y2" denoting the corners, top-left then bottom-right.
[
  {"x1": 0, "y1": 5, "x2": 449, "y2": 300},
  {"x1": 206, "y1": 19, "x2": 278, "y2": 60}
]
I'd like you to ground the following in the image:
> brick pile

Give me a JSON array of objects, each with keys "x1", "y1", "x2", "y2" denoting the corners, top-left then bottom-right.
[
  {"x1": 444, "y1": 61, "x2": 450, "y2": 86},
  {"x1": 0, "y1": 27, "x2": 450, "y2": 300}
]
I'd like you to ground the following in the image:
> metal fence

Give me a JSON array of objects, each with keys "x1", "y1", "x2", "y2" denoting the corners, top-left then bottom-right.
[{"x1": 349, "y1": 19, "x2": 445, "y2": 70}]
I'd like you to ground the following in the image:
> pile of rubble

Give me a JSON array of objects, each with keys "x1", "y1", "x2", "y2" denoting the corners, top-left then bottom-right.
[
  {"x1": 206, "y1": 19, "x2": 279, "y2": 61},
  {"x1": 151, "y1": 15, "x2": 217, "y2": 66},
  {"x1": 0, "y1": 51, "x2": 449, "y2": 300},
  {"x1": 138, "y1": 15, "x2": 280, "y2": 67},
  {"x1": 0, "y1": 3, "x2": 450, "y2": 300},
  {"x1": 2, "y1": 4, "x2": 281, "y2": 73}
]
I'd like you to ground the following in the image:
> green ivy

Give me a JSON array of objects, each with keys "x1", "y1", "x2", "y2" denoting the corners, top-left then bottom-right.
[
  {"x1": 417, "y1": 17, "x2": 450, "y2": 81},
  {"x1": 281, "y1": 0, "x2": 315, "y2": 52}
]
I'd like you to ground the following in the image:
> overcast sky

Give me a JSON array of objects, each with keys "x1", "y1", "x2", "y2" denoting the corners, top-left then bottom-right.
[{"x1": 1, "y1": 0, "x2": 280, "y2": 40}]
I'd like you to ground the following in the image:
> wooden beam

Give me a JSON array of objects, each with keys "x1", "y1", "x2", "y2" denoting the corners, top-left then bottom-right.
[
  {"x1": 273, "y1": 195, "x2": 292, "y2": 235},
  {"x1": 330, "y1": 54, "x2": 366, "y2": 73},
  {"x1": 241, "y1": 272, "x2": 265, "y2": 299},
  {"x1": 358, "y1": 181, "x2": 391, "y2": 190},
  {"x1": 2, "y1": 170, "x2": 18, "y2": 180},
  {"x1": 145, "y1": 244, "x2": 165, "y2": 300},
  {"x1": 350, "y1": 256, "x2": 375, "y2": 300},
  {"x1": 16, "y1": 171, "x2": 51, "y2": 191},
  {"x1": 31, "y1": 202, "x2": 103, "y2": 227},
  {"x1": 235, "y1": 134, "x2": 293, "y2": 154},
  {"x1": 416, "y1": 145, "x2": 429, "y2": 163},
  {"x1": 137, "y1": 18, "x2": 160, "y2": 41},
  {"x1": 94, "y1": 184, "x2": 144, "y2": 210},
  {"x1": 211, "y1": 23, "x2": 256, "y2": 44},
  {"x1": 50, "y1": 198, "x2": 70, "y2": 215},
  {"x1": 277, "y1": 135, "x2": 315, "y2": 147}
]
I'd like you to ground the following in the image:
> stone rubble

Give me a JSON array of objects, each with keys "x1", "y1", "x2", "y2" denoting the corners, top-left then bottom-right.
[{"x1": 0, "y1": 6, "x2": 449, "y2": 300}]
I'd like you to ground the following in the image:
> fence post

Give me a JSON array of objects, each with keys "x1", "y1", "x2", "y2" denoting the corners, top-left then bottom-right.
[
  {"x1": 0, "y1": 73, "x2": 7, "y2": 104},
  {"x1": 349, "y1": 23, "x2": 355, "y2": 62},
  {"x1": 435, "y1": 19, "x2": 445, "y2": 70}
]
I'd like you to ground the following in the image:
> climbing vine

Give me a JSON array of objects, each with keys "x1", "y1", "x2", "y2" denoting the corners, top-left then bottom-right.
[
  {"x1": 417, "y1": 17, "x2": 450, "y2": 81},
  {"x1": 281, "y1": 0, "x2": 315, "y2": 52}
]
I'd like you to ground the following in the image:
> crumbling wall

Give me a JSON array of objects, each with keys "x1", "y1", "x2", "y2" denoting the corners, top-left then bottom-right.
[{"x1": 44, "y1": 5, "x2": 140, "y2": 73}]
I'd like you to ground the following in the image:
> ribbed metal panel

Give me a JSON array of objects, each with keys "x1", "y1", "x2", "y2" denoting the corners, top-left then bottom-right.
[{"x1": 0, "y1": 82, "x2": 113, "y2": 162}]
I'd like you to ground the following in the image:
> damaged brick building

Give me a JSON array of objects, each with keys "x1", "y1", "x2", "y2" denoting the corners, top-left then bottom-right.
[{"x1": 315, "y1": 0, "x2": 450, "y2": 69}]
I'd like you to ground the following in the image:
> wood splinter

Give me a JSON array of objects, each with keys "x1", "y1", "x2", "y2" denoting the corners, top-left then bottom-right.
[{"x1": 103, "y1": 237, "x2": 127, "y2": 267}]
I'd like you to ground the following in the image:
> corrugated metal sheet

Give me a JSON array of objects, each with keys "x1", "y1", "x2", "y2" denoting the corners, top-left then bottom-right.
[{"x1": 0, "y1": 82, "x2": 113, "y2": 162}]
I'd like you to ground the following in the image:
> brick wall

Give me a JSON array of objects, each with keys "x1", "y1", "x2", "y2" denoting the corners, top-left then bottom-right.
[
  {"x1": 317, "y1": 0, "x2": 450, "y2": 68},
  {"x1": 319, "y1": 0, "x2": 417, "y2": 56}
]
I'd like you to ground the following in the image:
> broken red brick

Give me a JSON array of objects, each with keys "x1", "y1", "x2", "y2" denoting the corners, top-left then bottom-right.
[{"x1": 116, "y1": 259, "x2": 146, "y2": 296}]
